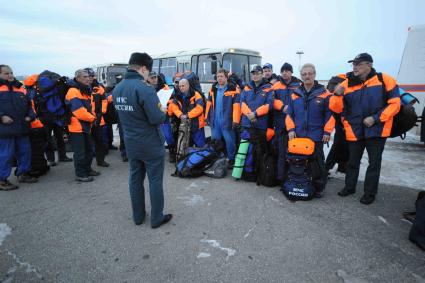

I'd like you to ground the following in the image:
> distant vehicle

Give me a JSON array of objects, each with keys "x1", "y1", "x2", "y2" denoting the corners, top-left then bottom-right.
[
  {"x1": 151, "y1": 48, "x2": 262, "y2": 93},
  {"x1": 397, "y1": 25, "x2": 425, "y2": 137},
  {"x1": 91, "y1": 63, "x2": 128, "y2": 88}
]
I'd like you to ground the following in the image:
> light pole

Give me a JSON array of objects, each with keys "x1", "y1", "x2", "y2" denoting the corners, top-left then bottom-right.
[{"x1": 296, "y1": 50, "x2": 304, "y2": 71}]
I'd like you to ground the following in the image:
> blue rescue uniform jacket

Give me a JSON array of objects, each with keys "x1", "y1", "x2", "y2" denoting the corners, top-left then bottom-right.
[
  {"x1": 286, "y1": 82, "x2": 335, "y2": 142},
  {"x1": 240, "y1": 79, "x2": 274, "y2": 131},
  {"x1": 0, "y1": 79, "x2": 35, "y2": 138},
  {"x1": 272, "y1": 76, "x2": 301, "y2": 131},
  {"x1": 329, "y1": 69, "x2": 400, "y2": 141},
  {"x1": 112, "y1": 70, "x2": 166, "y2": 160},
  {"x1": 205, "y1": 82, "x2": 241, "y2": 130}
]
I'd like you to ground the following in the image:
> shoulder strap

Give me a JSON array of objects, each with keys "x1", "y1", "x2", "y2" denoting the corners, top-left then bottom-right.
[{"x1": 377, "y1": 72, "x2": 389, "y2": 97}]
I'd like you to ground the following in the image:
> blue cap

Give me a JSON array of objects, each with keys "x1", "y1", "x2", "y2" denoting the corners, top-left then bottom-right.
[{"x1": 262, "y1": 63, "x2": 273, "y2": 70}]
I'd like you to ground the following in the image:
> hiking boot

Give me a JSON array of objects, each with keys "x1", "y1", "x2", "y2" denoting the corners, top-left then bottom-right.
[
  {"x1": 338, "y1": 187, "x2": 356, "y2": 197},
  {"x1": 97, "y1": 161, "x2": 110, "y2": 167},
  {"x1": 360, "y1": 194, "x2": 375, "y2": 205},
  {"x1": 151, "y1": 214, "x2": 173, "y2": 229},
  {"x1": 0, "y1": 180, "x2": 18, "y2": 191},
  {"x1": 88, "y1": 170, "x2": 101, "y2": 176},
  {"x1": 59, "y1": 156, "x2": 73, "y2": 162},
  {"x1": 17, "y1": 174, "x2": 38, "y2": 183},
  {"x1": 75, "y1": 176, "x2": 94, "y2": 182}
]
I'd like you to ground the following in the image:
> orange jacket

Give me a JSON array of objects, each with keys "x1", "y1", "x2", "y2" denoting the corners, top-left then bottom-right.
[
  {"x1": 65, "y1": 87, "x2": 95, "y2": 133},
  {"x1": 169, "y1": 91, "x2": 205, "y2": 131},
  {"x1": 329, "y1": 71, "x2": 400, "y2": 141}
]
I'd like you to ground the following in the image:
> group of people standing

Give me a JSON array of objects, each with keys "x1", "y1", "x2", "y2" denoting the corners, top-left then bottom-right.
[
  {"x1": 1, "y1": 51, "x2": 401, "y2": 229},
  {"x1": 161, "y1": 53, "x2": 401, "y2": 205},
  {"x1": 0, "y1": 65, "x2": 124, "y2": 190}
]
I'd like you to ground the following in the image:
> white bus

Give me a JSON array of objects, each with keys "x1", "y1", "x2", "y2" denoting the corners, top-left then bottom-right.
[
  {"x1": 91, "y1": 63, "x2": 128, "y2": 88},
  {"x1": 397, "y1": 25, "x2": 425, "y2": 137},
  {"x1": 151, "y1": 48, "x2": 262, "y2": 93}
]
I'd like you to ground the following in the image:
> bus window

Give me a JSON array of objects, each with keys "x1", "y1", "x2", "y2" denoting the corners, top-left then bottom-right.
[
  {"x1": 197, "y1": 53, "x2": 221, "y2": 82},
  {"x1": 152, "y1": 59, "x2": 160, "y2": 74},
  {"x1": 247, "y1": 56, "x2": 261, "y2": 82},
  {"x1": 160, "y1": 58, "x2": 177, "y2": 84},
  {"x1": 249, "y1": 56, "x2": 261, "y2": 72},
  {"x1": 184, "y1": 62, "x2": 190, "y2": 72},
  {"x1": 191, "y1": 56, "x2": 198, "y2": 74},
  {"x1": 178, "y1": 62, "x2": 184, "y2": 73},
  {"x1": 223, "y1": 54, "x2": 249, "y2": 83}
]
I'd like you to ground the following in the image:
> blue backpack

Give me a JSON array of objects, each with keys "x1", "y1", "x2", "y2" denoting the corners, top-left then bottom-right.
[
  {"x1": 35, "y1": 70, "x2": 70, "y2": 126},
  {"x1": 175, "y1": 144, "x2": 223, "y2": 178},
  {"x1": 282, "y1": 154, "x2": 315, "y2": 201}
]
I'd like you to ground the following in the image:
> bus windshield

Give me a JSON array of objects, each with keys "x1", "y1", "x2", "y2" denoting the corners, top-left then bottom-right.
[{"x1": 223, "y1": 54, "x2": 262, "y2": 83}]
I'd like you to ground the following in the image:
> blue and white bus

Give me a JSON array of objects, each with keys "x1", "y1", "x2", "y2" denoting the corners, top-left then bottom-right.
[{"x1": 152, "y1": 48, "x2": 262, "y2": 93}]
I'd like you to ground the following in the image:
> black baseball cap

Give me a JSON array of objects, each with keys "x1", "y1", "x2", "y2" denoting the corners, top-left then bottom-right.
[
  {"x1": 348, "y1": 53, "x2": 373, "y2": 64},
  {"x1": 84, "y1": 68, "x2": 95, "y2": 77},
  {"x1": 250, "y1": 65, "x2": 263, "y2": 73}
]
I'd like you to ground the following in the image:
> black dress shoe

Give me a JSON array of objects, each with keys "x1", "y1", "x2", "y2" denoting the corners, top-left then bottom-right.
[
  {"x1": 97, "y1": 161, "x2": 110, "y2": 167},
  {"x1": 109, "y1": 145, "x2": 118, "y2": 150},
  {"x1": 360, "y1": 194, "x2": 375, "y2": 205},
  {"x1": 402, "y1": 211, "x2": 416, "y2": 224},
  {"x1": 338, "y1": 188, "x2": 356, "y2": 197},
  {"x1": 122, "y1": 157, "x2": 128, "y2": 162},
  {"x1": 88, "y1": 170, "x2": 101, "y2": 176},
  {"x1": 151, "y1": 214, "x2": 173, "y2": 229}
]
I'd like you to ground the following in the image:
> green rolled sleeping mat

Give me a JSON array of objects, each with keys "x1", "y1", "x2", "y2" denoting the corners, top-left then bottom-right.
[{"x1": 232, "y1": 139, "x2": 249, "y2": 179}]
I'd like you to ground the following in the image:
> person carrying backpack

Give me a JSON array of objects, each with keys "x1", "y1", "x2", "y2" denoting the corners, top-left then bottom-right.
[
  {"x1": 35, "y1": 70, "x2": 73, "y2": 166},
  {"x1": 24, "y1": 75, "x2": 50, "y2": 178},
  {"x1": 286, "y1": 63, "x2": 335, "y2": 198},
  {"x1": 329, "y1": 53, "x2": 401, "y2": 205}
]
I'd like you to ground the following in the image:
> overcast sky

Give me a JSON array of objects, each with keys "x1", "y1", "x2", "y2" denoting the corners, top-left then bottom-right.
[{"x1": 1, "y1": 0, "x2": 424, "y2": 79}]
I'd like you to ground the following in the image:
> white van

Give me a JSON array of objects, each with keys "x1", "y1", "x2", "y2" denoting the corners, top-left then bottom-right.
[
  {"x1": 397, "y1": 25, "x2": 425, "y2": 137},
  {"x1": 90, "y1": 63, "x2": 128, "y2": 89}
]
